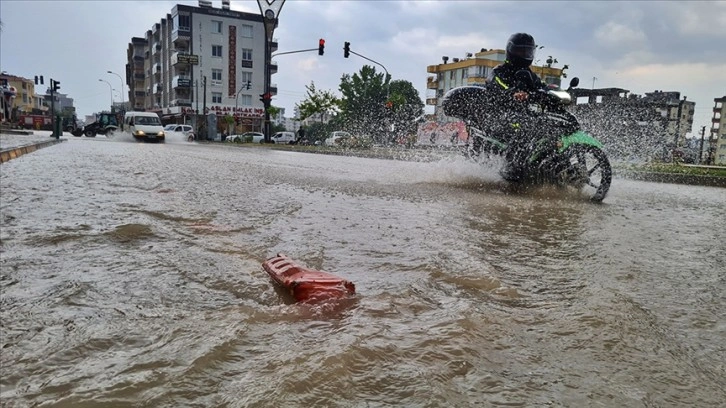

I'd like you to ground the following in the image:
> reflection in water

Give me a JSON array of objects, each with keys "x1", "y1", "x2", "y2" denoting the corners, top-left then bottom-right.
[{"x1": 0, "y1": 141, "x2": 723, "y2": 406}]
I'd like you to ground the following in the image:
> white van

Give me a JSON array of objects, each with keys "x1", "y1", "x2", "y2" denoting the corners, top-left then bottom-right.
[
  {"x1": 271, "y1": 131, "x2": 296, "y2": 144},
  {"x1": 123, "y1": 112, "x2": 165, "y2": 142}
]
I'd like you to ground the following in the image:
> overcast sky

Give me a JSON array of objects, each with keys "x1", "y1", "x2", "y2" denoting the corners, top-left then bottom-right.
[{"x1": 1, "y1": 0, "x2": 724, "y2": 136}]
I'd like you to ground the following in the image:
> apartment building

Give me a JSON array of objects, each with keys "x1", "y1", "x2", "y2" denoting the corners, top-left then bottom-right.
[
  {"x1": 425, "y1": 49, "x2": 565, "y2": 121},
  {"x1": 0, "y1": 74, "x2": 36, "y2": 120},
  {"x1": 125, "y1": 0, "x2": 276, "y2": 131},
  {"x1": 711, "y1": 96, "x2": 725, "y2": 165},
  {"x1": 641, "y1": 91, "x2": 695, "y2": 147}
]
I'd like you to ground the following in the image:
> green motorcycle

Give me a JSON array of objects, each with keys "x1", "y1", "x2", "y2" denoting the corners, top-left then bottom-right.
[{"x1": 442, "y1": 76, "x2": 612, "y2": 202}]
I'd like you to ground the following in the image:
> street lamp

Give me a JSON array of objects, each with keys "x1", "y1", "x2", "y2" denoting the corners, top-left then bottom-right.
[
  {"x1": 99, "y1": 79, "x2": 113, "y2": 109},
  {"x1": 257, "y1": 0, "x2": 286, "y2": 143},
  {"x1": 107, "y1": 70, "x2": 125, "y2": 111}
]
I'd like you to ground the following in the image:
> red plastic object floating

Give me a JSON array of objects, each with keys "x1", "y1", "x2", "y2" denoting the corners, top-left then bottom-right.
[{"x1": 262, "y1": 253, "x2": 356, "y2": 303}]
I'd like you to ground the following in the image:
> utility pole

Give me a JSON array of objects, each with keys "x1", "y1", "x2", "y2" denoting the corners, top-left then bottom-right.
[{"x1": 202, "y1": 76, "x2": 207, "y2": 140}]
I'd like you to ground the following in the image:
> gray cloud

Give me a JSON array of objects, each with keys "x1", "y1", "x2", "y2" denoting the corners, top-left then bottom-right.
[{"x1": 1, "y1": 1, "x2": 723, "y2": 135}]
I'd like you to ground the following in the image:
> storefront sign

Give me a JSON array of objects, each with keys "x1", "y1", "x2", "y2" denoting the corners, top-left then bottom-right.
[
  {"x1": 181, "y1": 105, "x2": 264, "y2": 118},
  {"x1": 228, "y1": 25, "x2": 236, "y2": 98}
]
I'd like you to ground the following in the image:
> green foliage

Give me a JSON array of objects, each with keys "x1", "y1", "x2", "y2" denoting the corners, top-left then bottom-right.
[
  {"x1": 387, "y1": 79, "x2": 424, "y2": 141},
  {"x1": 267, "y1": 105, "x2": 281, "y2": 118},
  {"x1": 338, "y1": 65, "x2": 389, "y2": 142},
  {"x1": 636, "y1": 163, "x2": 726, "y2": 177},
  {"x1": 337, "y1": 66, "x2": 424, "y2": 145},
  {"x1": 295, "y1": 81, "x2": 341, "y2": 121},
  {"x1": 271, "y1": 122, "x2": 287, "y2": 134}
]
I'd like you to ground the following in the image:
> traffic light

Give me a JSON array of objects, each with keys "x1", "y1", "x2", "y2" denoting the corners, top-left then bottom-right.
[
  {"x1": 318, "y1": 38, "x2": 325, "y2": 56},
  {"x1": 35, "y1": 76, "x2": 45, "y2": 85},
  {"x1": 344, "y1": 42, "x2": 350, "y2": 58},
  {"x1": 246, "y1": 80, "x2": 251, "y2": 90},
  {"x1": 50, "y1": 79, "x2": 60, "y2": 92},
  {"x1": 260, "y1": 93, "x2": 265, "y2": 102}
]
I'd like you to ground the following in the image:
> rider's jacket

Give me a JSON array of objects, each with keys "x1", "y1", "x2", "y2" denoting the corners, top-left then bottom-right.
[
  {"x1": 486, "y1": 61, "x2": 547, "y2": 109},
  {"x1": 485, "y1": 61, "x2": 550, "y2": 136}
]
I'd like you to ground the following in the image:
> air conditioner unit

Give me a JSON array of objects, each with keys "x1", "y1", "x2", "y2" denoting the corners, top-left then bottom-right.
[{"x1": 222, "y1": 0, "x2": 230, "y2": 10}]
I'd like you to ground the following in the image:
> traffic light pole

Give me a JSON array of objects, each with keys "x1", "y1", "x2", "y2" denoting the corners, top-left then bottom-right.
[
  {"x1": 271, "y1": 48, "x2": 317, "y2": 58},
  {"x1": 347, "y1": 49, "x2": 390, "y2": 98},
  {"x1": 50, "y1": 85, "x2": 56, "y2": 138},
  {"x1": 257, "y1": 0, "x2": 285, "y2": 143},
  {"x1": 263, "y1": 34, "x2": 272, "y2": 143}
]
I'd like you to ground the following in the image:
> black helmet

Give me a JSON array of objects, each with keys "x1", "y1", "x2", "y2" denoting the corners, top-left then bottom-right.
[{"x1": 506, "y1": 33, "x2": 536, "y2": 68}]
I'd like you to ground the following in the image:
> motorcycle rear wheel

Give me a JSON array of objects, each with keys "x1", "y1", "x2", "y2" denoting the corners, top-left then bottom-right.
[{"x1": 560, "y1": 145, "x2": 611, "y2": 202}]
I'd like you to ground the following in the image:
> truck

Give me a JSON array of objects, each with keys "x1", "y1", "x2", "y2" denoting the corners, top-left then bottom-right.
[
  {"x1": 74, "y1": 111, "x2": 119, "y2": 137},
  {"x1": 18, "y1": 114, "x2": 53, "y2": 130}
]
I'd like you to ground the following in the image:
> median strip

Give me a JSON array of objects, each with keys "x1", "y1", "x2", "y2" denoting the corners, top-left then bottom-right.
[{"x1": 0, "y1": 139, "x2": 67, "y2": 164}]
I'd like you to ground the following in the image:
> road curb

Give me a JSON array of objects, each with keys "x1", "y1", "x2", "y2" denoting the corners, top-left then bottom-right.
[
  {"x1": 0, "y1": 128, "x2": 34, "y2": 135},
  {"x1": 616, "y1": 170, "x2": 726, "y2": 188},
  {"x1": 0, "y1": 139, "x2": 67, "y2": 164}
]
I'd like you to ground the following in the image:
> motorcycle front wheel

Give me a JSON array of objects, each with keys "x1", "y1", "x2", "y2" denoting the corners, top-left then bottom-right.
[{"x1": 559, "y1": 144, "x2": 611, "y2": 202}]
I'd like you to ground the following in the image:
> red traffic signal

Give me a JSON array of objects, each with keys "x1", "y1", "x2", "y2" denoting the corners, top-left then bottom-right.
[{"x1": 318, "y1": 38, "x2": 325, "y2": 56}]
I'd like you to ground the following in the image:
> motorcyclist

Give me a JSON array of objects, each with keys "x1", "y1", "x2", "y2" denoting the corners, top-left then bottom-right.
[{"x1": 486, "y1": 32, "x2": 550, "y2": 180}]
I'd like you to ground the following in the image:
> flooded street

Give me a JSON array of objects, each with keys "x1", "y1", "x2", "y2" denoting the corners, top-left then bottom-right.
[{"x1": 1, "y1": 137, "x2": 725, "y2": 407}]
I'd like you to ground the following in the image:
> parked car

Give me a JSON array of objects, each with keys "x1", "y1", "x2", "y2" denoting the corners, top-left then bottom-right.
[
  {"x1": 226, "y1": 132, "x2": 264, "y2": 143},
  {"x1": 164, "y1": 124, "x2": 196, "y2": 141},
  {"x1": 324, "y1": 131, "x2": 352, "y2": 146},
  {"x1": 325, "y1": 131, "x2": 372, "y2": 148},
  {"x1": 271, "y1": 131, "x2": 296, "y2": 144}
]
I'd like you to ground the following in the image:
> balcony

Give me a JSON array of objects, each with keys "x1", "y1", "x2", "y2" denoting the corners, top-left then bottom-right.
[
  {"x1": 172, "y1": 27, "x2": 191, "y2": 46},
  {"x1": 153, "y1": 84, "x2": 163, "y2": 94},
  {"x1": 427, "y1": 65, "x2": 440, "y2": 74},
  {"x1": 466, "y1": 77, "x2": 487, "y2": 86},
  {"x1": 172, "y1": 75, "x2": 191, "y2": 88},
  {"x1": 171, "y1": 51, "x2": 198, "y2": 66},
  {"x1": 426, "y1": 76, "x2": 438, "y2": 89}
]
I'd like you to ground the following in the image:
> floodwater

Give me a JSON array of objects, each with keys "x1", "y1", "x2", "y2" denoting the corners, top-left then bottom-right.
[{"x1": 1, "y1": 137, "x2": 725, "y2": 407}]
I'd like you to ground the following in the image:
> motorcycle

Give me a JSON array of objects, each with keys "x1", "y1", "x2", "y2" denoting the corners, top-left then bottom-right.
[{"x1": 442, "y1": 75, "x2": 612, "y2": 202}]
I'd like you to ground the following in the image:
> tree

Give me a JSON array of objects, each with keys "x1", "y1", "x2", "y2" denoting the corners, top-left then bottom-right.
[
  {"x1": 386, "y1": 80, "x2": 424, "y2": 143},
  {"x1": 338, "y1": 65, "x2": 389, "y2": 143},
  {"x1": 295, "y1": 81, "x2": 340, "y2": 122},
  {"x1": 223, "y1": 114, "x2": 235, "y2": 135}
]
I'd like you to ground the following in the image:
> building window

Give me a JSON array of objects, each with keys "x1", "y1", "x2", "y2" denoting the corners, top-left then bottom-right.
[
  {"x1": 175, "y1": 14, "x2": 190, "y2": 31},
  {"x1": 241, "y1": 48, "x2": 252, "y2": 61},
  {"x1": 212, "y1": 69, "x2": 223, "y2": 86},
  {"x1": 212, "y1": 45, "x2": 223, "y2": 58},
  {"x1": 241, "y1": 71, "x2": 252, "y2": 86},
  {"x1": 212, "y1": 20, "x2": 222, "y2": 34},
  {"x1": 241, "y1": 24, "x2": 253, "y2": 38},
  {"x1": 212, "y1": 92, "x2": 222, "y2": 103},
  {"x1": 240, "y1": 94, "x2": 251, "y2": 106}
]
